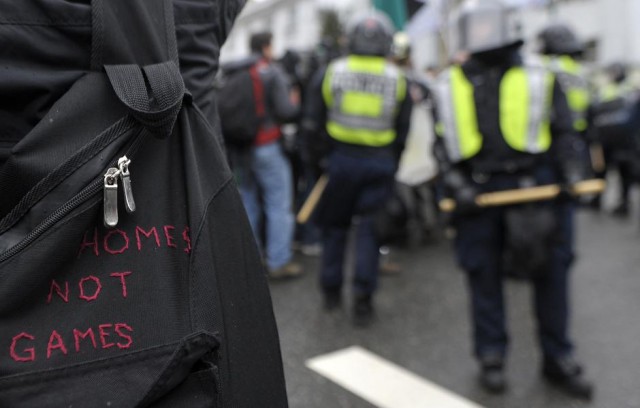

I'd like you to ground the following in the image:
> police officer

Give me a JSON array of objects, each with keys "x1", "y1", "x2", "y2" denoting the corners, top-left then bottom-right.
[
  {"x1": 302, "y1": 12, "x2": 412, "y2": 327},
  {"x1": 433, "y1": 0, "x2": 593, "y2": 398},
  {"x1": 538, "y1": 24, "x2": 608, "y2": 211},
  {"x1": 592, "y1": 63, "x2": 640, "y2": 215},
  {"x1": 538, "y1": 24, "x2": 590, "y2": 135}
]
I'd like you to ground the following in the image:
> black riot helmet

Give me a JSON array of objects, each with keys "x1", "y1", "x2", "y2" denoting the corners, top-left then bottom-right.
[
  {"x1": 538, "y1": 23, "x2": 583, "y2": 56},
  {"x1": 347, "y1": 11, "x2": 395, "y2": 57}
]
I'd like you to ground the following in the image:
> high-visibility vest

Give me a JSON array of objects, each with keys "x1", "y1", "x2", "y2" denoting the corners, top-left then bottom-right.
[
  {"x1": 322, "y1": 55, "x2": 406, "y2": 147},
  {"x1": 598, "y1": 81, "x2": 636, "y2": 103},
  {"x1": 434, "y1": 64, "x2": 554, "y2": 163},
  {"x1": 547, "y1": 55, "x2": 590, "y2": 131}
]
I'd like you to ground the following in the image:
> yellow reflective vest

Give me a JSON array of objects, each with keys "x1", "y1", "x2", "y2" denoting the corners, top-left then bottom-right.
[
  {"x1": 435, "y1": 64, "x2": 554, "y2": 163},
  {"x1": 598, "y1": 81, "x2": 636, "y2": 103},
  {"x1": 322, "y1": 56, "x2": 406, "y2": 147},
  {"x1": 547, "y1": 55, "x2": 590, "y2": 131}
]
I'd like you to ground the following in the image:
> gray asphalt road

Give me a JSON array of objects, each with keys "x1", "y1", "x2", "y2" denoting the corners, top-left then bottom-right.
[{"x1": 269, "y1": 205, "x2": 640, "y2": 408}]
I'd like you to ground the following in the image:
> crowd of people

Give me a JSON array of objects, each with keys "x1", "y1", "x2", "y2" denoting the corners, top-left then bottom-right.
[{"x1": 216, "y1": 0, "x2": 640, "y2": 401}]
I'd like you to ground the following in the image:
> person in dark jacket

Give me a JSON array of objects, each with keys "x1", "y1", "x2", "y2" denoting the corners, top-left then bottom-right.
[
  {"x1": 432, "y1": 0, "x2": 593, "y2": 398},
  {"x1": 303, "y1": 11, "x2": 412, "y2": 327}
]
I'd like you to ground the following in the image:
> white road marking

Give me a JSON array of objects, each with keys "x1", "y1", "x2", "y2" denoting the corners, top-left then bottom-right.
[{"x1": 306, "y1": 346, "x2": 484, "y2": 408}]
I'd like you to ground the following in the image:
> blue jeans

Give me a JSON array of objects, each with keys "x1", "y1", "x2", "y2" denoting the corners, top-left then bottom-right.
[{"x1": 238, "y1": 141, "x2": 294, "y2": 270}]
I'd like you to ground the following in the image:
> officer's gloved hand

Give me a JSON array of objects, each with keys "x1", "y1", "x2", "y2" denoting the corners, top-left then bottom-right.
[
  {"x1": 318, "y1": 157, "x2": 329, "y2": 174},
  {"x1": 558, "y1": 161, "x2": 586, "y2": 202},
  {"x1": 557, "y1": 184, "x2": 574, "y2": 202},
  {"x1": 454, "y1": 184, "x2": 480, "y2": 214},
  {"x1": 444, "y1": 169, "x2": 480, "y2": 214}
]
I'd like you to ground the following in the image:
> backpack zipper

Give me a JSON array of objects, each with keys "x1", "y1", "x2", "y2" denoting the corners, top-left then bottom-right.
[
  {"x1": 0, "y1": 119, "x2": 139, "y2": 235},
  {"x1": 0, "y1": 133, "x2": 146, "y2": 264},
  {"x1": 103, "y1": 155, "x2": 137, "y2": 228},
  {"x1": 118, "y1": 156, "x2": 136, "y2": 213},
  {"x1": 103, "y1": 167, "x2": 121, "y2": 228}
]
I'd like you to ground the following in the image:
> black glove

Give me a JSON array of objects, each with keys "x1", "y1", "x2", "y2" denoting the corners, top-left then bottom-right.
[
  {"x1": 454, "y1": 184, "x2": 480, "y2": 214},
  {"x1": 443, "y1": 169, "x2": 480, "y2": 214},
  {"x1": 557, "y1": 183, "x2": 575, "y2": 202},
  {"x1": 558, "y1": 159, "x2": 587, "y2": 201}
]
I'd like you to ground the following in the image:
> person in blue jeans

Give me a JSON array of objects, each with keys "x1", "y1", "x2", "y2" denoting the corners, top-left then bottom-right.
[
  {"x1": 236, "y1": 32, "x2": 302, "y2": 279},
  {"x1": 303, "y1": 12, "x2": 412, "y2": 327}
]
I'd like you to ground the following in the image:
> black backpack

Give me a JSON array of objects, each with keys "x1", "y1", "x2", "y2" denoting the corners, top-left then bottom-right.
[
  {"x1": 0, "y1": 1, "x2": 287, "y2": 406},
  {"x1": 217, "y1": 62, "x2": 266, "y2": 148}
]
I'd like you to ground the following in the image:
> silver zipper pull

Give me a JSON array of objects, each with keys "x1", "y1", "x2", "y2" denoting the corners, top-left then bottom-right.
[
  {"x1": 118, "y1": 156, "x2": 136, "y2": 213},
  {"x1": 104, "y1": 167, "x2": 120, "y2": 228}
]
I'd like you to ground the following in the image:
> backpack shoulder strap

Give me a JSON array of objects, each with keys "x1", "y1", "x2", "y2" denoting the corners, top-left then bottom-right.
[
  {"x1": 249, "y1": 63, "x2": 266, "y2": 119},
  {"x1": 91, "y1": 0, "x2": 178, "y2": 69},
  {"x1": 92, "y1": 0, "x2": 185, "y2": 138}
]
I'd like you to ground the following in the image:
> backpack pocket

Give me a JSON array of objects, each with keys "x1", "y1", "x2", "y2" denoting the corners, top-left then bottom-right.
[{"x1": 0, "y1": 332, "x2": 220, "y2": 408}]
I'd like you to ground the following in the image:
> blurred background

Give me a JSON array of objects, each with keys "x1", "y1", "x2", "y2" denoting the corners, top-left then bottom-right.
[
  {"x1": 222, "y1": 0, "x2": 640, "y2": 79},
  {"x1": 218, "y1": 1, "x2": 640, "y2": 407}
]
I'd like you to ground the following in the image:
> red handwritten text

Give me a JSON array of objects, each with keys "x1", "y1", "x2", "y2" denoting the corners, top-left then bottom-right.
[
  {"x1": 78, "y1": 225, "x2": 191, "y2": 257},
  {"x1": 10, "y1": 323, "x2": 134, "y2": 362}
]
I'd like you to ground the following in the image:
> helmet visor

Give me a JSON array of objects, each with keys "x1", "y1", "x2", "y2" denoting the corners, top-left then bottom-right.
[{"x1": 461, "y1": 10, "x2": 504, "y2": 53}]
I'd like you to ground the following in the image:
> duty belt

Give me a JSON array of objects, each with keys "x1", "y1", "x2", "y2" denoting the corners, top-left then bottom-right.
[
  {"x1": 335, "y1": 144, "x2": 395, "y2": 159},
  {"x1": 470, "y1": 158, "x2": 538, "y2": 184}
]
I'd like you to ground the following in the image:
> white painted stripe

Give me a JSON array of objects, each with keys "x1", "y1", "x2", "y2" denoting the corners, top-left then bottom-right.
[{"x1": 306, "y1": 346, "x2": 484, "y2": 408}]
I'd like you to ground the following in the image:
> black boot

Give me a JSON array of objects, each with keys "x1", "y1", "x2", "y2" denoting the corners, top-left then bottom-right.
[
  {"x1": 479, "y1": 355, "x2": 507, "y2": 394},
  {"x1": 543, "y1": 356, "x2": 594, "y2": 400},
  {"x1": 352, "y1": 294, "x2": 374, "y2": 327}
]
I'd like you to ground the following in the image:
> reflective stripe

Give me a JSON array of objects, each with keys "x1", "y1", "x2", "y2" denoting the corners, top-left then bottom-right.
[
  {"x1": 450, "y1": 67, "x2": 482, "y2": 160},
  {"x1": 330, "y1": 111, "x2": 393, "y2": 131},
  {"x1": 536, "y1": 68, "x2": 554, "y2": 151},
  {"x1": 323, "y1": 56, "x2": 404, "y2": 147},
  {"x1": 434, "y1": 70, "x2": 463, "y2": 162},
  {"x1": 327, "y1": 123, "x2": 395, "y2": 146},
  {"x1": 434, "y1": 67, "x2": 485, "y2": 162},
  {"x1": 521, "y1": 67, "x2": 552, "y2": 153},
  {"x1": 437, "y1": 65, "x2": 552, "y2": 163}
]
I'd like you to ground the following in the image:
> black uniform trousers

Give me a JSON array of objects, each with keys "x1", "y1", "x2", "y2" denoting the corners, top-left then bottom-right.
[
  {"x1": 453, "y1": 167, "x2": 575, "y2": 361},
  {"x1": 314, "y1": 149, "x2": 396, "y2": 296}
]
